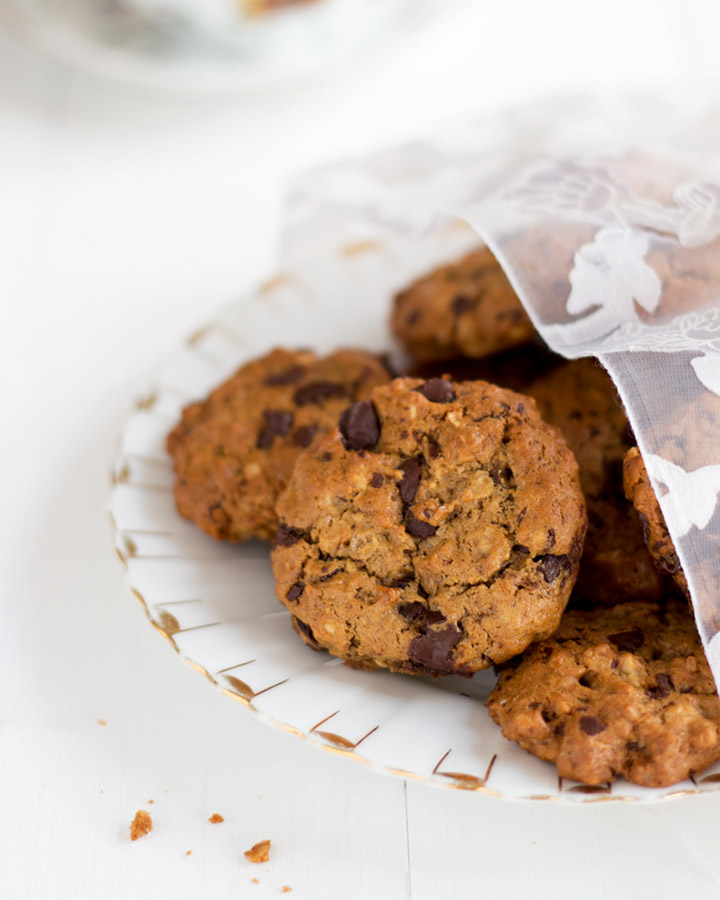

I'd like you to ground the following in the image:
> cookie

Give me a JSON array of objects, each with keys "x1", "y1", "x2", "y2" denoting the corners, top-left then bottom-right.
[
  {"x1": 271, "y1": 376, "x2": 587, "y2": 675},
  {"x1": 527, "y1": 358, "x2": 664, "y2": 607},
  {"x1": 624, "y1": 447, "x2": 689, "y2": 598},
  {"x1": 390, "y1": 247, "x2": 535, "y2": 364},
  {"x1": 487, "y1": 600, "x2": 720, "y2": 787},
  {"x1": 167, "y1": 348, "x2": 391, "y2": 542}
]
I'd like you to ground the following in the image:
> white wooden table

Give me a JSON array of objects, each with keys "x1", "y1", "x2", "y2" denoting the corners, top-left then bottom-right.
[{"x1": 3, "y1": 3, "x2": 720, "y2": 897}]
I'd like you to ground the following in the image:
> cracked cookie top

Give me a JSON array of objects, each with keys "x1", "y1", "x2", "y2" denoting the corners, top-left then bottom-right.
[
  {"x1": 487, "y1": 600, "x2": 719, "y2": 787},
  {"x1": 271, "y1": 376, "x2": 587, "y2": 675},
  {"x1": 390, "y1": 247, "x2": 535, "y2": 364},
  {"x1": 167, "y1": 347, "x2": 391, "y2": 542}
]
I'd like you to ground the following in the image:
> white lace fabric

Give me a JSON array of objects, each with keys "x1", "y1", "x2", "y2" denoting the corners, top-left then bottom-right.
[{"x1": 282, "y1": 97, "x2": 720, "y2": 682}]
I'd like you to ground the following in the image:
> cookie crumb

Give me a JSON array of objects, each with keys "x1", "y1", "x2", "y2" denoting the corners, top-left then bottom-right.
[
  {"x1": 129, "y1": 810, "x2": 152, "y2": 841},
  {"x1": 251, "y1": 878, "x2": 259, "y2": 885},
  {"x1": 186, "y1": 850, "x2": 192, "y2": 856},
  {"x1": 97, "y1": 719, "x2": 106, "y2": 726},
  {"x1": 244, "y1": 839, "x2": 271, "y2": 863},
  {"x1": 147, "y1": 799, "x2": 154, "y2": 804},
  {"x1": 208, "y1": 813, "x2": 224, "y2": 823},
  {"x1": 282, "y1": 887, "x2": 292, "y2": 893}
]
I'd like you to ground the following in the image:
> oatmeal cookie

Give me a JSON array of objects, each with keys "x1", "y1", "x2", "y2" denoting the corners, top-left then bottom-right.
[
  {"x1": 390, "y1": 247, "x2": 535, "y2": 364},
  {"x1": 167, "y1": 348, "x2": 390, "y2": 542},
  {"x1": 272, "y1": 376, "x2": 586, "y2": 675},
  {"x1": 528, "y1": 358, "x2": 664, "y2": 606},
  {"x1": 487, "y1": 600, "x2": 720, "y2": 787},
  {"x1": 624, "y1": 447, "x2": 689, "y2": 598}
]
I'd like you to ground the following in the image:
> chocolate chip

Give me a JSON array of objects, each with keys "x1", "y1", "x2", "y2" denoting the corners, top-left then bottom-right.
[
  {"x1": 516, "y1": 402, "x2": 525, "y2": 414},
  {"x1": 274, "y1": 523, "x2": 305, "y2": 547},
  {"x1": 286, "y1": 582, "x2": 305, "y2": 602},
  {"x1": 417, "y1": 584, "x2": 429, "y2": 599},
  {"x1": 537, "y1": 554, "x2": 571, "y2": 583},
  {"x1": 451, "y1": 294, "x2": 473, "y2": 315},
  {"x1": 318, "y1": 567, "x2": 342, "y2": 583},
  {"x1": 398, "y1": 602, "x2": 446, "y2": 626},
  {"x1": 399, "y1": 457, "x2": 422, "y2": 504},
  {"x1": 513, "y1": 544, "x2": 530, "y2": 555},
  {"x1": 626, "y1": 740, "x2": 641, "y2": 751},
  {"x1": 608, "y1": 627, "x2": 645, "y2": 653},
  {"x1": 547, "y1": 528, "x2": 555, "y2": 548},
  {"x1": 647, "y1": 673, "x2": 674, "y2": 699},
  {"x1": 408, "y1": 625, "x2": 462, "y2": 673},
  {"x1": 554, "y1": 722, "x2": 565, "y2": 737},
  {"x1": 390, "y1": 574, "x2": 413, "y2": 588},
  {"x1": 292, "y1": 425, "x2": 317, "y2": 448},
  {"x1": 489, "y1": 467, "x2": 502, "y2": 485},
  {"x1": 257, "y1": 409, "x2": 293, "y2": 448},
  {"x1": 339, "y1": 401, "x2": 381, "y2": 451},
  {"x1": 265, "y1": 365, "x2": 306, "y2": 386},
  {"x1": 414, "y1": 378, "x2": 455, "y2": 404},
  {"x1": 293, "y1": 381, "x2": 346, "y2": 406},
  {"x1": 579, "y1": 716, "x2": 606, "y2": 736},
  {"x1": 638, "y1": 512, "x2": 651, "y2": 545},
  {"x1": 322, "y1": 452, "x2": 332, "y2": 462},
  {"x1": 406, "y1": 511, "x2": 437, "y2": 539},
  {"x1": 427, "y1": 436, "x2": 440, "y2": 459},
  {"x1": 293, "y1": 617, "x2": 321, "y2": 649},
  {"x1": 370, "y1": 473, "x2": 384, "y2": 488}
]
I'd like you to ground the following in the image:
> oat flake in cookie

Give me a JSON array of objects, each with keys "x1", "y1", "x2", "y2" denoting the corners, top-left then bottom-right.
[
  {"x1": 271, "y1": 376, "x2": 587, "y2": 676},
  {"x1": 391, "y1": 247, "x2": 535, "y2": 364},
  {"x1": 487, "y1": 600, "x2": 720, "y2": 787},
  {"x1": 167, "y1": 348, "x2": 391, "y2": 542}
]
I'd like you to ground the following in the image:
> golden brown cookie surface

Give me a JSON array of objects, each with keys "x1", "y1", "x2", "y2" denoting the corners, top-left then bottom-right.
[
  {"x1": 624, "y1": 447, "x2": 689, "y2": 598},
  {"x1": 391, "y1": 247, "x2": 535, "y2": 364},
  {"x1": 167, "y1": 348, "x2": 391, "y2": 542},
  {"x1": 527, "y1": 358, "x2": 664, "y2": 607},
  {"x1": 487, "y1": 600, "x2": 720, "y2": 787},
  {"x1": 271, "y1": 377, "x2": 586, "y2": 675}
]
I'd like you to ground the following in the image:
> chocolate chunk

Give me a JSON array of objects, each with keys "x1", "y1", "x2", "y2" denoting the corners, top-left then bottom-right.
[
  {"x1": 293, "y1": 381, "x2": 346, "y2": 406},
  {"x1": 553, "y1": 722, "x2": 565, "y2": 737},
  {"x1": 647, "y1": 673, "x2": 674, "y2": 700},
  {"x1": 638, "y1": 512, "x2": 651, "y2": 545},
  {"x1": 547, "y1": 528, "x2": 555, "y2": 548},
  {"x1": 626, "y1": 740, "x2": 641, "y2": 751},
  {"x1": 265, "y1": 365, "x2": 306, "y2": 386},
  {"x1": 414, "y1": 378, "x2": 455, "y2": 404},
  {"x1": 286, "y1": 582, "x2": 305, "y2": 602},
  {"x1": 370, "y1": 473, "x2": 384, "y2": 488},
  {"x1": 318, "y1": 567, "x2": 343, "y2": 583},
  {"x1": 451, "y1": 294, "x2": 473, "y2": 315},
  {"x1": 399, "y1": 457, "x2": 422, "y2": 504},
  {"x1": 417, "y1": 584, "x2": 429, "y2": 599},
  {"x1": 257, "y1": 409, "x2": 292, "y2": 448},
  {"x1": 398, "y1": 602, "x2": 446, "y2": 626},
  {"x1": 274, "y1": 523, "x2": 305, "y2": 548},
  {"x1": 427, "y1": 436, "x2": 440, "y2": 459},
  {"x1": 391, "y1": 575, "x2": 413, "y2": 588},
  {"x1": 293, "y1": 617, "x2": 321, "y2": 649},
  {"x1": 292, "y1": 425, "x2": 317, "y2": 448},
  {"x1": 537, "y1": 554, "x2": 571, "y2": 583},
  {"x1": 489, "y1": 467, "x2": 502, "y2": 485},
  {"x1": 406, "y1": 511, "x2": 437, "y2": 539},
  {"x1": 339, "y1": 401, "x2": 381, "y2": 451},
  {"x1": 579, "y1": 716, "x2": 606, "y2": 736},
  {"x1": 607, "y1": 627, "x2": 645, "y2": 653},
  {"x1": 408, "y1": 625, "x2": 462, "y2": 673}
]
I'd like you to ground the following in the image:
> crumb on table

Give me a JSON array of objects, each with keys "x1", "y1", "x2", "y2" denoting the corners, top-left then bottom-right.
[
  {"x1": 186, "y1": 850, "x2": 192, "y2": 856},
  {"x1": 244, "y1": 839, "x2": 271, "y2": 863},
  {"x1": 97, "y1": 719, "x2": 106, "y2": 726},
  {"x1": 208, "y1": 813, "x2": 224, "y2": 823},
  {"x1": 147, "y1": 799, "x2": 154, "y2": 804},
  {"x1": 282, "y1": 887, "x2": 292, "y2": 893},
  {"x1": 251, "y1": 877, "x2": 259, "y2": 885},
  {"x1": 130, "y1": 810, "x2": 152, "y2": 841}
]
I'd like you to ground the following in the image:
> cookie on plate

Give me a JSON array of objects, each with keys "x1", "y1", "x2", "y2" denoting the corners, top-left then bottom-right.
[
  {"x1": 390, "y1": 247, "x2": 535, "y2": 364},
  {"x1": 624, "y1": 447, "x2": 689, "y2": 598},
  {"x1": 167, "y1": 348, "x2": 391, "y2": 542},
  {"x1": 271, "y1": 376, "x2": 586, "y2": 675},
  {"x1": 527, "y1": 358, "x2": 664, "y2": 607},
  {"x1": 487, "y1": 600, "x2": 720, "y2": 787}
]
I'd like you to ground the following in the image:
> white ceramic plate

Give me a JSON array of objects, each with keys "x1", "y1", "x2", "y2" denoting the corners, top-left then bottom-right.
[
  {"x1": 109, "y1": 224, "x2": 720, "y2": 802},
  {"x1": 4, "y1": 0, "x2": 449, "y2": 95}
]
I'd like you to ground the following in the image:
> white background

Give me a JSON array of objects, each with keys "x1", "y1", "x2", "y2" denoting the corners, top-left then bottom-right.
[{"x1": 3, "y1": 2, "x2": 720, "y2": 898}]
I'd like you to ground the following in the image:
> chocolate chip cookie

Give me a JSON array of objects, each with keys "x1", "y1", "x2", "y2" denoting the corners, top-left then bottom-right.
[
  {"x1": 527, "y1": 358, "x2": 664, "y2": 607},
  {"x1": 167, "y1": 348, "x2": 391, "y2": 542},
  {"x1": 487, "y1": 600, "x2": 720, "y2": 787},
  {"x1": 624, "y1": 447, "x2": 689, "y2": 598},
  {"x1": 271, "y1": 376, "x2": 587, "y2": 675},
  {"x1": 390, "y1": 247, "x2": 535, "y2": 364}
]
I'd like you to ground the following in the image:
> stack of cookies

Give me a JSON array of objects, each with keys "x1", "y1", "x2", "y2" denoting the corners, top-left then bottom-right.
[{"x1": 167, "y1": 246, "x2": 719, "y2": 789}]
